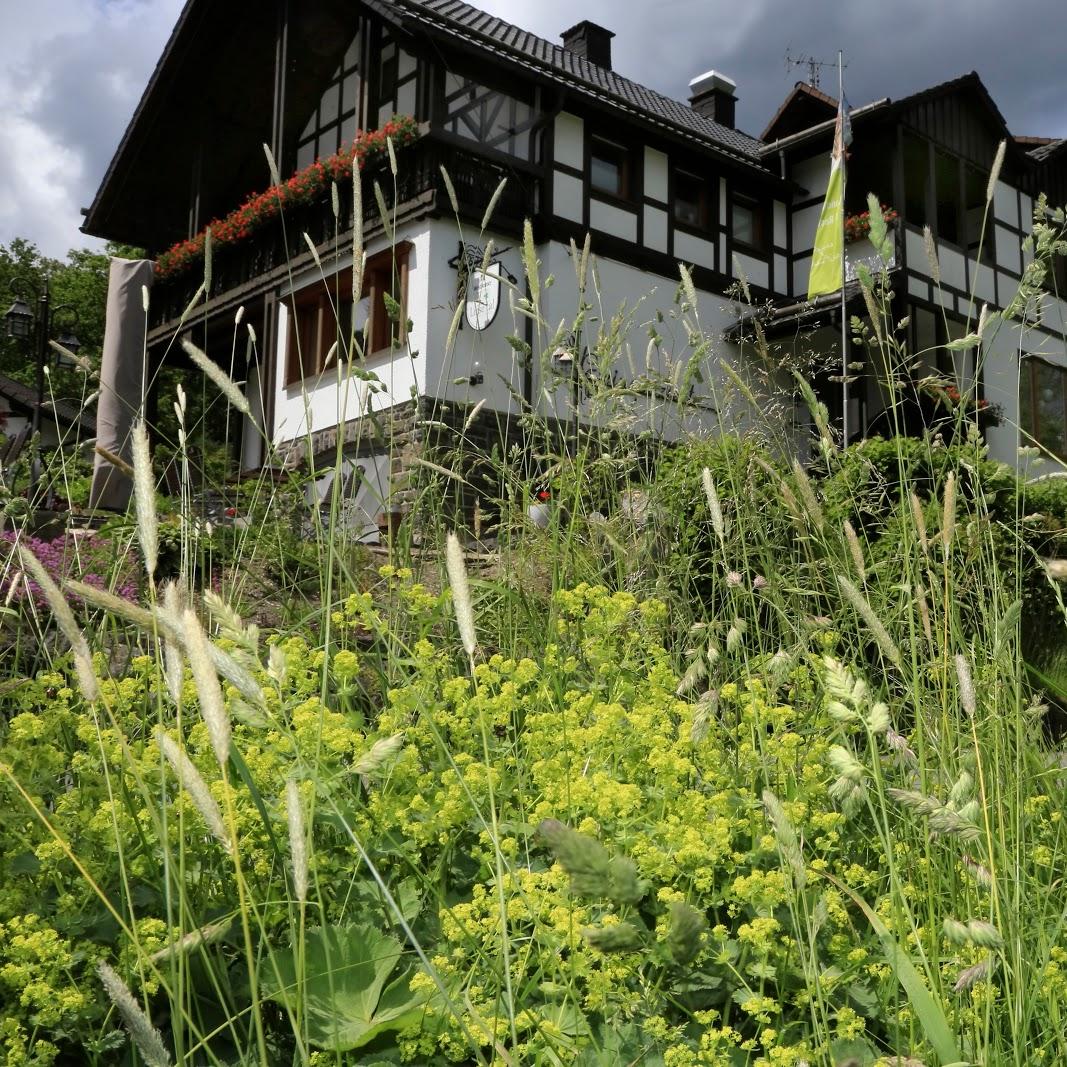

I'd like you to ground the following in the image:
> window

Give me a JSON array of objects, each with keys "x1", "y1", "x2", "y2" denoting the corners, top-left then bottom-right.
[
  {"x1": 731, "y1": 194, "x2": 766, "y2": 251},
  {"x1": 908, "y1": 306, "x2": 972, "y2": 383},
  {"x1": 295, "y1": 25, "x2": 362, "y2": 173},
  {"x1": 962, "y1": 164, "x2": 992, "y2": 263},
  {"x1": 362, "y1": 243, "x2": 411, "y2": 355},
  {"x1": 934, "y1": 149, "x2": 960, "y2": 245},
  {"x1": 443, "y1": 71, "x2": 536, "y2": 160},
  {"x1": 674, "y1": 170, "x2": 710, "y2": 229},
  {"x1": 903, "y1": 133, "x2": 997, "y2": 259},
  {"x1": 902, "y1": 133, "x2": 929, "y2": 227},
  {"x1": 372, "y1": 29, "x2": 417, "y2": 129},
  {"x1": 1021, "y1": 357, "x2": 1067, "y2": 459},
  {"x1": 590, "y1": 138, "x2": 632, "y2": 200},
  {"x1": 285, "y1": 243, "x2": 411, "y2": 386},
  {"x1": 1049, "y1": 249, "x2": 1067, "y2": 298}
]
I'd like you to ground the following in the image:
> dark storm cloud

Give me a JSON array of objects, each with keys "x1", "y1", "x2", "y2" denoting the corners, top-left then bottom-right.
[
  {"x1": 2, "y1": 0, "x2": 1064, "y2": 258},
  {"x1": 0, "y1": 0, "x2": 183, "y2": 258},
  {"x1": 25, "y1": 24, "x2": 161, "y2": 188},
  {"x1": 482, "y1": 0, "x2": 1067, "y2": 139}
]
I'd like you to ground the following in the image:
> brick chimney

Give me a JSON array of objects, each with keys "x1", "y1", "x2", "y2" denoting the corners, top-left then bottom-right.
[
  {"x1": 561, "y1": 21, "x2": 615, "y2": 70},
  {"x1": 689, "y1": 70, "x2": 737, "y2": 128}
]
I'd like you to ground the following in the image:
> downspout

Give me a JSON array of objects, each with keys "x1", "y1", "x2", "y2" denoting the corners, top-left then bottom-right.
[{"x1": 520, "y1": 88, "x2": 567, "y2": 410}]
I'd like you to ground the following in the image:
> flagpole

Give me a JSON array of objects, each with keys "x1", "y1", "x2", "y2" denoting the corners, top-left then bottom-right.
[{"x1": 839, "y1": 48, "x2": 848, "y2": 445}]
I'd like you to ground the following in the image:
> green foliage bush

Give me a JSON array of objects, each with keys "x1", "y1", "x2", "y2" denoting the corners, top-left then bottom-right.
[{"x1": 1, "y1": 572, "x2": 1065, "y2": 1065}]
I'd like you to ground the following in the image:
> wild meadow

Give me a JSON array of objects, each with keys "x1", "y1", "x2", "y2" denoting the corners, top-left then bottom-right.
[{"x1": 1, "y1": 150, "x2": 1067, "y2": 1067}]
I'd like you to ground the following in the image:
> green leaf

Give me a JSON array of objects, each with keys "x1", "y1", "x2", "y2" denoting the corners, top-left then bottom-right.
[
  {"x1": 539, "y1": 820, "x2": 646, "y2": 904},
  {"x1": 260, "y1": 923, "x2": 427, "y2": 1051},
  {"x1": 865, "y1": 193, "x2": 891, "y2": 260},
  {"x1": 575, "y1": 1022, "x2": 664, "y2": 1067},
  {"x1": 830, "y1": 1035, "x2": 879, "y2": 1065},
  {"x1": 944, "y1": 333, "x2": 982, "y2": 351},
  {"x1": 825, "y1": 875, "x2": 963, "y2": 1066}
]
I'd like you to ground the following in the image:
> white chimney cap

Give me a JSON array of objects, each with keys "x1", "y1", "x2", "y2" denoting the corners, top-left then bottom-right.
[{"x1": 688, "y1": 70, "x2": 737, "y2": 98}]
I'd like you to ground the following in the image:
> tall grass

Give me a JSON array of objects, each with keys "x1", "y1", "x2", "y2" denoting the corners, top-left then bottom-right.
[{"x1": 1, "y1": 151, "x2": 1067, "y2": 1067}]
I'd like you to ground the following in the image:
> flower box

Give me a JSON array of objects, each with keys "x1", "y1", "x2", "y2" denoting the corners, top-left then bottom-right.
[{"x1": 844, "y1": 205, "x2": 899, "y2": 244}]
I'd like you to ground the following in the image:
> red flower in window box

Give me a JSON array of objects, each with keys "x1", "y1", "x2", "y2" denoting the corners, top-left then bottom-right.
[
  {"x1": 844, "y1": 205, "x2": 899, "y2": 244},
  {"x1": 154, "y1": 115, "x2": 419, "y2": 281}
]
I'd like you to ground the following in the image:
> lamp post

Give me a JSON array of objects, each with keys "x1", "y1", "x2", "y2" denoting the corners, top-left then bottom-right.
[
  {"x1": 4, "y1": 280, "x2": 81, "y2": 499},
  {"x1": 551, "y1": 344, "x2": 581, "y2": 458}
]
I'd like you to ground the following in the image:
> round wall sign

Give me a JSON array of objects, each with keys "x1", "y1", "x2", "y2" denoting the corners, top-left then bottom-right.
[{"x1": 464, "y1": 261, "x2": 502, "y2": 331}]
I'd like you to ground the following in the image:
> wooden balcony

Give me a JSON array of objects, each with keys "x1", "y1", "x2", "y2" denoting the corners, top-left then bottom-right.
[{"x1": 148, "y1": 132, "x2": 541, "y2": 333}]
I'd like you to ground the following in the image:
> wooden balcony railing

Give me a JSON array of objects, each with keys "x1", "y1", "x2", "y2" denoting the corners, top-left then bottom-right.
[{"x1": 149, "y1": 133, "x2": 541, "y2": 329}]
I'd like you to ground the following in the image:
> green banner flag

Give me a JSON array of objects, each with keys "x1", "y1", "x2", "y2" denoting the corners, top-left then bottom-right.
[{"x1": 807, "y1": 107, "x2": 848, "y2": 300}]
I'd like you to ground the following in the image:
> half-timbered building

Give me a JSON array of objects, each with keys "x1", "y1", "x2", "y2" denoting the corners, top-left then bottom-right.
[
  {"x1": 82, "y1": 0, "x2": 1067, "y2": 531},
  {"x1": 761, "y1": 74, "x2": 1067, "y2": 468}
]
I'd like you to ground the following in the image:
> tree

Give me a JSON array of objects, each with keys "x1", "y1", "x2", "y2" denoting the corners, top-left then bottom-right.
[{"x1": 0, "y1": 237, "x2": 143, "y2": 404}]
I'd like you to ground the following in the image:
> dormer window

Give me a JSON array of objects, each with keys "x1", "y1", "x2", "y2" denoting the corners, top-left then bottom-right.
[
  {"x1": 674, "y1": 170, "x2": 710, "y2": 229},
  {"x1": 731, "y1": 193, "x2": 766, "y2": 252},
  {"x1": 590, "y1": 137, "x2": 632, "y2": 200}
]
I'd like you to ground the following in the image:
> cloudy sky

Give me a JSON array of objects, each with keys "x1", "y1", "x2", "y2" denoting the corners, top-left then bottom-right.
[{"x1": 3, "y1": 0, "x2": 1066, "y2": 261}]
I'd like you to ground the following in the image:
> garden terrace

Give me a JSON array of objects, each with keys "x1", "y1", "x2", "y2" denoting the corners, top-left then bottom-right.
[{"x1": 146, "y1": 131, "x2": 541, "y2": 339}]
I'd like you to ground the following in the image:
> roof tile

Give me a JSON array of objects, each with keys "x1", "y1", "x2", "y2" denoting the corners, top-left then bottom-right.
[{"x1": 398, "y1": 0, "x2": 765, "y2": 163}]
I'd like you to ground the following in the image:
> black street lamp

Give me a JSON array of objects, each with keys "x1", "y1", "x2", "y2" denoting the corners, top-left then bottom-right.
[
  {"x1": 4, "y1": 280, "x2": 81, "y2": 498},
  {"x1": 552, "y1": 342, "x2": 582, "y2": 458}
]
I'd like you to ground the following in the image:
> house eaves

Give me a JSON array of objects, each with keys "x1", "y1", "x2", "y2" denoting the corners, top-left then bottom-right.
[
  {"x1": 0, "y1": 374, "x2": 97, "y2": 434},
  {"x1": 759, "y1": 97, "x2": 892, "y2": 158}
]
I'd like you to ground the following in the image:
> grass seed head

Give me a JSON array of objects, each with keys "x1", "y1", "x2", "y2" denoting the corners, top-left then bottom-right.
[
  {"x1": 180, "y1": 337, "x2": 250, "y2": 415},
  {"x1": 18, "y1": 546, "x2": 99, "y2": 702},
  {"x1": 445, "y1": 532, "x2": 477, "y2": 658},
  {"x1": 666, "y1": 900, "x2": 707, "y2": 965},
  {"x1": 836, "y1": 575, "x2": 902, "y2": 666},
  {"x1": 154, "y1": 729, "x2": 229, "y2": 851},
  {"x1": 955, "y1": 653, "x2": 977, "y2": 717},
  {"x1": 181, "y1": 608, "x2": 231, "y2": 769},
  {"x1": 285, "y1": 779, "x2": 309, "y2": 904},
  {"x1": 132, "y1": 420, "x2": 158, "y2": 579},
  {"x1": 97, "y1": 962, "x2": 173, "y2": 1067},
  {"x1": 762, "y1": 789, "x2": 806, "y2": 887},
  {"x1": 954, "y1": 957, "x2": 993, "y2": 993},
  {"x1": 352, "y1": 734, "x2": 405, "y2": 777},
  {"x1": 701, "y1": 467, "x2": 725, "y2": 542}
]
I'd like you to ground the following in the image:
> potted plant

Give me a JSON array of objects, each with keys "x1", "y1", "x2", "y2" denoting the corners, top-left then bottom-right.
[{"x1": 845, "y1": 205, "x2": 899, "y2": 243}]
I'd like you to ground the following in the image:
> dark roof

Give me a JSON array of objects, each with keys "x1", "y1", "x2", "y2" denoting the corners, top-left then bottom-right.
[
  {"x1": 761, "y1": 71, "x2": 1032, "y2": 165},
  {"x1": 1027, "y1": 139, "x2": 1066, "y2": 163},
  {"x1": 84, "y1": 0, "x2": 777, "y2": 244},
  {"x1": 895, "y1": 71, "x2": 1014, "y2": 133},
  {"x1": 0, "y1": 374, "x2": 97, "y2": 434},
  {"x1": 394, "y1": 0, "x2": 766, "y2": 164},
  {"x1": 760, "y1": 82, "x2": 838, "y2": 142}
]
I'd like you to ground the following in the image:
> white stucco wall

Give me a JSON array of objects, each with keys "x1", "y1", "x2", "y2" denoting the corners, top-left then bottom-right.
[
  {"x1": 554, "y1": 112, "x2": 584, "y2": 170},
  {"x1": 644, "y1": 147, "x2": 668, "y2": 202},
  {"x1": 421, "y1": 219, "x2": 527, "y2": 418}
]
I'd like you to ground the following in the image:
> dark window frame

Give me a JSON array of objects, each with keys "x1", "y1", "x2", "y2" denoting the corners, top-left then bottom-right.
[
  {"x1": 901, "y1": 129, "x2": 996, "y2": 263},
  {"x1": 294, "y1": 19, "x2": 364, "y2": 173},
  {"x1": 730, "y1": 191, "x2": 768, "y2": 254},
  {"x1": 438, "y1": 64, "x2": 538, "y2": 162},
  {"x1": 673, "y1": 168, "x2": 713, "y2": 232},
  {"x1": 369, "y1": 22, "x2": 419, "y2": 128},
  {"x1": 589, "y1": 136, "x2": 635, "y2": 203},
  {"x1": 1021, "y1": 354, "x2": 1067, "y2": 460}
]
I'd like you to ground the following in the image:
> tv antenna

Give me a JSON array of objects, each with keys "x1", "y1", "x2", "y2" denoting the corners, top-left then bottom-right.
[{"x1": 784, "y1": 48, "x2": 843, "y2": 90}]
